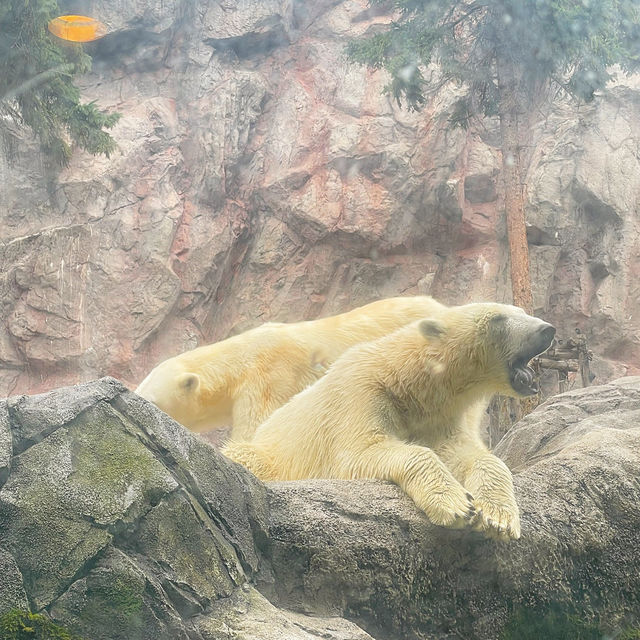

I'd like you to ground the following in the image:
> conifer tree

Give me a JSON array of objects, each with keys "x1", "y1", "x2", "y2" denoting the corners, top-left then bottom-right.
[
  {"x1": 0, "y1": 0, "x2": 119, "y2": 166},
  {"x1": 348, "y1": 0, "x2": 640, "y2": 311}
]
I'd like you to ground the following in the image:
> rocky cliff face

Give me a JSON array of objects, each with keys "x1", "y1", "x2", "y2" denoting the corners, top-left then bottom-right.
[
  {"x1": 1, "y1": 0, "x2": 639, "y2": 397},
  {"x1": 1, "y1": 377, "x2": 639, "y2": 638}
]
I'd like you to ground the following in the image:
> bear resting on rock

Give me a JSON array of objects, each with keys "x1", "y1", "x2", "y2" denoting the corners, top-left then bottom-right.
[
  {"x1": 223, "y1": 302, "x2": 555, "y2": 541},
  {"x1": 136, "y1": 296, "x2": 446, "y2": 440}
]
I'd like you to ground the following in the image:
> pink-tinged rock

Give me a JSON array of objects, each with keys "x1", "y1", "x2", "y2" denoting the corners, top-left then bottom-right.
[{"x1": 1, "y1": 0, "x2": 640, "y2": 398}]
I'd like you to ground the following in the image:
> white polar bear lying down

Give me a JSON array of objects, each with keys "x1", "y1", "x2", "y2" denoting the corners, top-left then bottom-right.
[
  {"x1": 136, "y1": 296, "x2": 447, "y2": 439},
  {"x1": 223, "y1": 302, "x2": 555, "y2": 541}
]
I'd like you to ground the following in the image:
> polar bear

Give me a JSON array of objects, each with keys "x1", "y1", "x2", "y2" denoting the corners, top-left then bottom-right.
[
  {"x1": 223, "y1": 302, "x2": 555, "y2": 540},
  {"x1": 136, "y1": 296, "x2": 447, "y2": 440}
]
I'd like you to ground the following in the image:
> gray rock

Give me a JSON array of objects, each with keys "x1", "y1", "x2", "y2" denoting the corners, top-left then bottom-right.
[
  {"x1": 49, "y1": 547, "x2": 185, "y2": 640},
  {"x1": 7, "y1": 377, "x2": 123, "y2": 453},
  {"x1": 0, "y1": 403, "x2": 10, "y2": 487},
  {"x1": 112, "y1": 389, "x2": 269, "y2": 576},
  {"x1": 266, "y1": 377, "x2": 640, "y2": 639},
  {"x1": 0, "y1": 392, "x2": 178, "y2": 608},
  {"x1": 0, "y1": 547, "x2": 28, "y2": 615},
  {"x1": 0, "y1": 378, "x2": 370, "y2": 639},
  {"x1": 198, "y1": 586, "x2": 375, "y2": 640},
  {"x1": 496, "y1": 375, "x2": 640, "y2": 471},
  {"x1": 1, "y1": 377, "x2": 639, "y2": 638}
]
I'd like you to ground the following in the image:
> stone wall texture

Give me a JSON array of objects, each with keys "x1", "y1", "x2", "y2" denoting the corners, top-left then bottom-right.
[
  {"x1": 1, "y1": 0, "x2": 640, "y2": 397},
  {"x1": 1, "y1": 377, "x2": 639, "y2": 639}
]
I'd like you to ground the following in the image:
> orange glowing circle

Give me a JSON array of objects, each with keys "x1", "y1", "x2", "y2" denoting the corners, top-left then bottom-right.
[{"x1": 48, "y1": 15, "x2": 107, "y2": 42}]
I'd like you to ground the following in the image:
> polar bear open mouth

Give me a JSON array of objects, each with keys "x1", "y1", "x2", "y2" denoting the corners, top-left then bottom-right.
[
  {"x1": 509, "y1": 350, "x2": 554, "y2": 395},
  {"x1": 508, "y1": 327, "x2": 555, "y2": 396},
  {"x1": 509, "y1": 359, "x2": 540, "y2": 395}
]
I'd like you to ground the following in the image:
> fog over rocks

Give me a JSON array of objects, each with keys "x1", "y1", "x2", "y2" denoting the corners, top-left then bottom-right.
[{"x1": 1, "y1": 0, "x2": 640, "y2": 397}]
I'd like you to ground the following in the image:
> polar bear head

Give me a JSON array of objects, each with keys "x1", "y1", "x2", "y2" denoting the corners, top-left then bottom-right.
[
  {"x1": 136, "y1": 359, "x2": 200, "y2": 420},
  {"x1": 418, "y1": 302, "x2": 555, "y2": 397},
  {"x1": 136, "y1": 359, "x2": 232, "y2": 432}
]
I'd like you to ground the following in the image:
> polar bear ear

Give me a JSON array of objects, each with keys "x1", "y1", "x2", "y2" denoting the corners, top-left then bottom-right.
[
  {"x1": 418, "y1": 319, "x2": 445, "y2": 340},
  {"x1": 177, "y1": 372, "x2": 200, "y2": 394}
]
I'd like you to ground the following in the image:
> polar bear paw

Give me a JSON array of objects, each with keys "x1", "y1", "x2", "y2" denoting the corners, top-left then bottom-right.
[
  {"x1": 420, "y1": 485, "x2": 477, "y2": 529},
  {"x1": 472, "y1": 498, "x2": 521, "y2": 541}
]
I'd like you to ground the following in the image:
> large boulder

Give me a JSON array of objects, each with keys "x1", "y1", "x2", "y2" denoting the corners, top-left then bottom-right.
[
  {"x1": 0, "y1": 378, "x2": 371, "y2": 640},
  {"x1": 0, "y1": 377, "x2": 639, "y2": 639}
]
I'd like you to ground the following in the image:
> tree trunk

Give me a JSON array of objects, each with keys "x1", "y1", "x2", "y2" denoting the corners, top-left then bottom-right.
[
  {"x1": 496, "y1": 58, "x2": 533, "y2": 314},
  {"x1": 494, "y1": 57, "x2": 536, "y2": 427}
]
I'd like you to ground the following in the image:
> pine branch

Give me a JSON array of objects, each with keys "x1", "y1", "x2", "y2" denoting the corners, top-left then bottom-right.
[{"x1": 0, "y1": 0, "x2": 120, "y2": 166}]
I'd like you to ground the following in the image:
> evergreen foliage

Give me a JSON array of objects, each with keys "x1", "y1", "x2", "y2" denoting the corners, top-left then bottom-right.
[
  {"x1": 347, "y1": 0, "x2": 640, "y2": 120},
  {"x1": 0, "y1": 610, "x2": 84, "y2": 640},
  {"x1": 348, "y1": 0, "x2": 640, "y2": 312},
  {"x1": 0, "y1": 0, "x2": 119, "y2": 165}
]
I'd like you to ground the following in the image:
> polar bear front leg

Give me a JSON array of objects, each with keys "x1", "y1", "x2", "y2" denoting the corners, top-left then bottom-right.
[
  {"x1": 439, "y1": 435, "x2": 520, "y2": 540},
  {"x1": 356, "y1": 440, "x2": 476, "y2": 529},
  {"x1": 464, "y1": 453, "x2": 520, "y2": 541}
]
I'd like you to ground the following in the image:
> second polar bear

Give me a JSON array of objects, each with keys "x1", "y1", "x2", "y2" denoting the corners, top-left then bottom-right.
[
  {"x1": 136, "y1": 296, "x2": 446, "y2": 440},
  {"x1": 223, "y1": 302, "x2": 555, "y2": 540}
]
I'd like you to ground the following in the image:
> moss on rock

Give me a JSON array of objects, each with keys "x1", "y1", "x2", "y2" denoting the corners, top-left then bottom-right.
[
  {"x1": 500, "y1": 604, "x2": 606, "y2": 640},
  {"x1": 0, "y1": 610, "x2": 83, "y2": 640},
  {"x1": 48, "y1": 549, "x2": 154, "y2": 640}
]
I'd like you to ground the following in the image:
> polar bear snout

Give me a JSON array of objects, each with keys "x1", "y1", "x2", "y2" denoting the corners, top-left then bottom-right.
[
  {"x1": 507, "y1": 320, "x2": 556, "y2": 396},
  {"x1": 536, "y1": 322, "x2": 556, "y2": 348},
  {"x1": 518, "y1": 319, "x2": 556, "y2": 361},
  {"x1": 524, "y1": 322, "x2": 556, "y2": 361}
]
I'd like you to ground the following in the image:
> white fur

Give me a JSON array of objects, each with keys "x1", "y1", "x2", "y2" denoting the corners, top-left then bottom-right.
[
  {"x1": 136, "y1": 296, "x2": 447, "y2": 439},
  {"x1": 224, "y1": 302, "x2": 551, "y2": 540}
]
